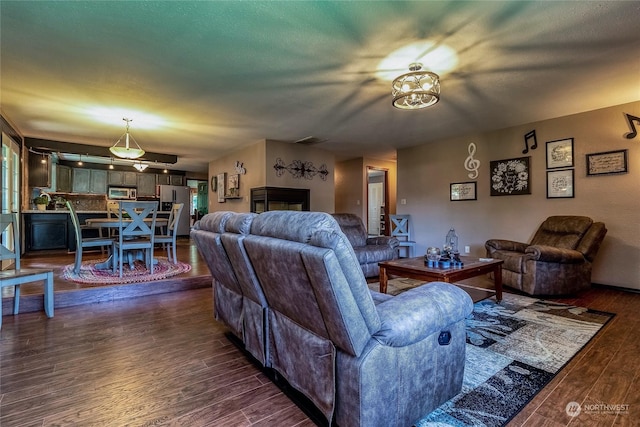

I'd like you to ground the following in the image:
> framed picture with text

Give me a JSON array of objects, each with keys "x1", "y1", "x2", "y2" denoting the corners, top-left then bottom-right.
[
  {"x1": 450, "y1": 182, "x2": 477, "y2": 201},
  {"x1": 490, "y1": 156, "x2": 531, "y2": 196},
  {"x1": 546, "y1": 138, "x2": 574, "y2": 169},
  {"x1": 586, "y1": 149, "x2": 628, "y2": 176},
  {"x1": 547, "y1": 169, "x2": 574, "y2": 198}
]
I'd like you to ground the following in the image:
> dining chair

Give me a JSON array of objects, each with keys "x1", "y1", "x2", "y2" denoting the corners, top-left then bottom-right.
[
  {"x1": 0, "y1": 212, "x2": 54, "y2": 328},
  {"x1": 67, "y1": 201, "x2": 115, "y2": 274},
  {"x1": 154, "y1": 203, "x2": 184, "y2": 264},
  {"x1": 389, "y1": 214, "x2": 416, "y2": 258},
  {"x1": 112, "y1": 201, "x2": 158, "y2": 278}
]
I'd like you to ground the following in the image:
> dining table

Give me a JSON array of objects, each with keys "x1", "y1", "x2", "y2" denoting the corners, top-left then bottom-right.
[{"x1": 85, "y1": 217, "x2": 169, "y2": 271}]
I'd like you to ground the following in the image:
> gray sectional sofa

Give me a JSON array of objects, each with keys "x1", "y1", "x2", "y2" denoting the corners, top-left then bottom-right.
[
  {"x1": 192, "y1": 210, "x2": 473, "y2": 427},
  {"x1": 331, "y1": 213, "x2": 399, "y2": 278}
]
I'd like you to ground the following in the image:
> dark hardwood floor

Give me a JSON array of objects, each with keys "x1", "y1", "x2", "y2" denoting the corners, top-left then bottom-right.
[
  {"x1": 1, "y1": 244, "x2": 638, "y2": 426},
  {"x1": 1, "y1": 238, "x2": 212, "y2": 315}
]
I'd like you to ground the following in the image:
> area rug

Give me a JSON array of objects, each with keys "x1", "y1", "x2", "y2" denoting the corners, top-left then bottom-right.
[
  {"x1": 413, "y1": 292, "x2": 614, "y2": 427},
  {"x1": 62, "y1": 257, "x2": 191, "y2": 284}
]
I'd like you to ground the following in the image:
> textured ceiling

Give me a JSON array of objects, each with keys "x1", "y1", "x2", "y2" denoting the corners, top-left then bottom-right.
[{"x1": 1, "y1": 1, "x2": 639, "y2": 172}]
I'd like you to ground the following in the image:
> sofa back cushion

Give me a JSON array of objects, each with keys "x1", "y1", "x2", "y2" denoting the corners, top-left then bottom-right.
[
  {"x1": 191, "y1": 211, "x2": 238, "y2": 290},
  {"x1": 219, "y1": 213, "x2": 267, "y2": 306},
  {"x1": 530, "y1": 215, "x2": 593, "y2": 250},
  {"x1": 331, "y1": 213, "x2": 367, "y2": 247},
  {"x1": 248, "y1": 211, "x2": 379, "y2": 356},
  {"x1": 191, "y1": 211, "x2": 243, "y2": 337}
]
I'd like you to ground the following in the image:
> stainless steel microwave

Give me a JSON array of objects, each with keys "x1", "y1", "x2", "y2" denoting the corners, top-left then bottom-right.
[{"x1": 108, "y1": 187, "x2": 137, "y2": 199}]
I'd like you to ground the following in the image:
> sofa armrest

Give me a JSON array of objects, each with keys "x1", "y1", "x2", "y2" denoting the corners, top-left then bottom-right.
[
  {"x1": 525, "y1": 245, "x2": 586, "y2": 263},
  {"x1": 485, "y1": 239, "x2": 528, "y2": 253},
  {"x1": 373, "y1": 282, "x2": 473, "y2": 347},
  {"x1": 366, "y1": 236, "x2": 400, "y2": 249}
]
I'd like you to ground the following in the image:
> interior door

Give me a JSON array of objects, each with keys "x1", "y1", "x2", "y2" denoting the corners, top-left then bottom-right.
[
  {"x1": 368, "y1": 183, "x2": 382, "y2": 235},
  {"x1": 367, "y1": 168, "x2": 387, "y2": 236}
]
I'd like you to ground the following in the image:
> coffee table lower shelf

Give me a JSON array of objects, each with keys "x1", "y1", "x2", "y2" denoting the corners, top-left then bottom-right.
[{"x1": 378, "y1": 256, "x2": 504, "y2": 302}]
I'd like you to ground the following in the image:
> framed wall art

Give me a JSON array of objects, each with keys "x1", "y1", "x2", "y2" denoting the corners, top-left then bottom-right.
[
  {"x1": 490, "y1": 156, "x2": 531, "y2": 196},
  {"x1": 586, "y1": 149, "x2": 628, "y2": 176},
  {"x1": 546, "y1": 138, "x2": 574, "y2": 169},
  {"x1": 450, "y1": 182, "x2": 477, "y2": 201},
  {"x1": 226, "y1": 173, "x2": 240, "y2": 197},
  {"x1": 216, "y1": 172, "x2": 226, "y2": 202},
  {"x1": 546, "y1": 169, "x2": 574, "y2": 198}
]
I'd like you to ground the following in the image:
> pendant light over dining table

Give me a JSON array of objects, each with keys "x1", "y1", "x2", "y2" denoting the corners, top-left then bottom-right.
[{"x1": 109, "y1": 118, "x2": 145, "y2": 159}]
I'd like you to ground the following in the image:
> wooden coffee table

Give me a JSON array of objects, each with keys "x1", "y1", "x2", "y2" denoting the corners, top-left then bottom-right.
[{"x1": 378, "y1": 256, "x2": 504, "y2": 302}]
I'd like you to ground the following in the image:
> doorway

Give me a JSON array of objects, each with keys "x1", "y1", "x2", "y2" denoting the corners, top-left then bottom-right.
[{"x1": 367, "y1": 167, "x2": 388, "y2": 236}]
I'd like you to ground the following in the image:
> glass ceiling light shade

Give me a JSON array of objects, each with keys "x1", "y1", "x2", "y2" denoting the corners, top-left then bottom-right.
[
  {"x1": 133, "y1": 161, "x2": 149, "y2": 172},
  {"x1": 109, "y1": 118, "x2": 145, "y2": 159},
  {"x1": 392, "y1": 63, "x2": 440, "y2": 110}
]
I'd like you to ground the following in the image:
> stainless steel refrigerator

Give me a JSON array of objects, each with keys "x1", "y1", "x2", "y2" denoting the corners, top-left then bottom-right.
[{"x1": 159, "y1": 185, "x2": 191, "y2": 236}]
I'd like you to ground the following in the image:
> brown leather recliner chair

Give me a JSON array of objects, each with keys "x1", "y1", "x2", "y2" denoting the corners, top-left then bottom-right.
[{"x1": 485, "y1": 216, "x2": 607, "y2": 296}]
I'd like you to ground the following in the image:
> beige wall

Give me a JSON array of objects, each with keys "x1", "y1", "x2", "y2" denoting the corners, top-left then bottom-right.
[
  {"x1": 208, "y1": 140, "x2": 266, "y2": 213},
  {"x1": 208, "y1": 139, "x2": 335, "y2": 213},
  {"x1": 265, "y1": 140, "x2": 335, "y2": 212},
  {"x1": 335, "y1": 158, "x2": 364, "y2": 216},
  {"x1": 335, "y1": 157, "x2": 398, "y2": 221},
  {"x1": 398, "y1": 101, "x2": 640, "y2": 290}
]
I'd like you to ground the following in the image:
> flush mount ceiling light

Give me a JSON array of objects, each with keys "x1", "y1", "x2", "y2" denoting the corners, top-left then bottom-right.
[
  {"x1": 132, "y1": 161, "x2": 149, "y2": 172},
  {"x1": 391, "y1": 63, "x2": 440, "y2": 110},
  {"x1": 109, "y1": 118, "x2": 145, "y2": 159}
]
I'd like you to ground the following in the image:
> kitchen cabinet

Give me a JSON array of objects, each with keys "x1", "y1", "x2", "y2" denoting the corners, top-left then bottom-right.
[
  {"x1": 28, "y1": 153, "x2": 51, "y2": 188},
  {"x1": 156, "y1": 174, "x2": 170, "y2": 185},
  {"x1": 156, "y1": 174, "x2": 184, "y2": 186},
  {"x1": 24, "y1": 213, "x2": 68, "y2": 251},
  {"x1": 170, "y1": 175, "x2": 184, "y2": 186},
  {"x1": 56, "y1": 165, "x2": 72, "y2": 192},
  {"x1": 89, "y1": 170, "x2": 108, "y2": 194},
  {"x1": 108, "y1": 171, "x2": 137, "y2": 187},
  {"x1": 137, "y1": 173, "x2": 157, "y2": 196},
  {"x1": 72, "y1": 169, "x2": 108, "y2": 194},
  {"x1": 72, "y1": 168, "x2": 90, "y2": 193}
]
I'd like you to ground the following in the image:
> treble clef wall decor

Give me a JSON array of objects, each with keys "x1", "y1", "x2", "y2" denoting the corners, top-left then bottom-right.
[{"x1": 464, "y1": 142, "x2": 481, "y2": 179}]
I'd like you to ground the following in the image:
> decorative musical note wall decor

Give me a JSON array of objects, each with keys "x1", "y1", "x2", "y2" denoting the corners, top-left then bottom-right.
[
  {"x1": 463, "y1": 142, "x2": 481, "y2": 179},
  {"x1": 623, "y1": 113, "x2": 639, "y2": 139},
  {"x1": 274, "y1": 157, "x2": 329, "y2": 181},
  {"x1": 522, "y1": 130, "x2": 538, "y2": 154}
]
